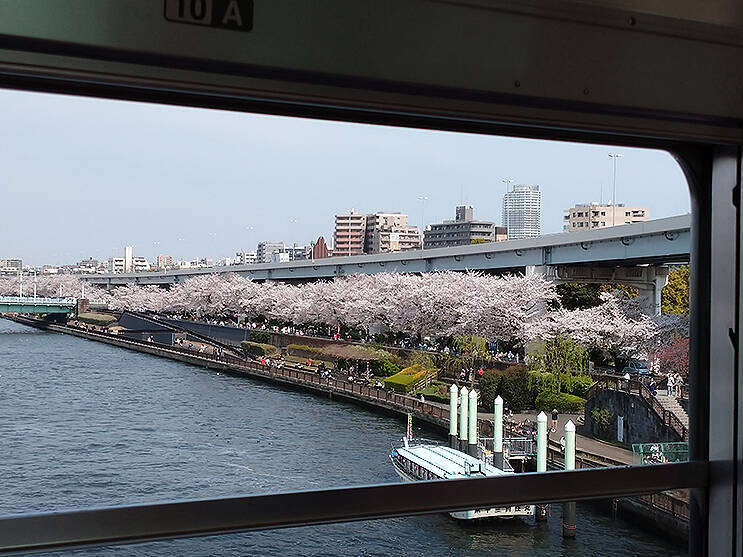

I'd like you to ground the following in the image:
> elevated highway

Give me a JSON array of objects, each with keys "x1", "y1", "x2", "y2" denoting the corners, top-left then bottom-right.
[{"x1": 85, "y1": 215, "x2": 690, "y2": 291}]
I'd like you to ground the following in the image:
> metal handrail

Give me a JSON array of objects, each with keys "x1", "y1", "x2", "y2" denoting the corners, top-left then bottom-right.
[
  {"x1": 545, "y1": 442, "x2": 690, "y2": 522},
  {"x1": 0, "y1": 462, "x2": 706, "y2": 555},
  {"x1": 588, "y1": 374, "x2": 688, "y2": 441}
]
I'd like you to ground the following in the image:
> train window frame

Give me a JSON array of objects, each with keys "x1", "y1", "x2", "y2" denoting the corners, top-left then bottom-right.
[{"x1": 0, "y1": 18, "x2": 740, "y2": 557}]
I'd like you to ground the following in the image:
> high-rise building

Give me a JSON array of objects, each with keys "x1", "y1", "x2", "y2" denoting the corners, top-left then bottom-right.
[
  {"x1": 256, "y1": 241, "x2": 285, "y2": 263},
  {"x1": 333, "y1": 210, "x2": 366, "y2": 256},
  {"x1": 424, "y1": 206, "x2": 506, "y2": 249},
  {"x1": 502, "y1": 185, "x2": 541, "y2": 240},
  {"x1": 563, "y1": 203, "x2": 649, "y2": 231},
  {"x1": 364, "y1": 212, "x2": 421, "y2": 254}
]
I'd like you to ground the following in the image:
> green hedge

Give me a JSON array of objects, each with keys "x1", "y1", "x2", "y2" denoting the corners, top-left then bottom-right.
[
  {"x1": 478, "y1": 366, "x2": 531, "y2": 413},
  {"x1": 249, "y1": 330, "x2": 271, "y2": 344},
  {"x1": 240, "y1": 340, "x2": 278, "y2": 357},
  {"x1": 415, "y1": 382, "x2": 452, "y2": 403},
  {"x1": 384, "y1": 364, "x2": 435, "y2": 393},
  {"x1": 535, "y1": 391, "x2": 586, "y2": 412},
  {"x1": 76, "y1": 312, "x2": 117, "y2": 326},
  {"x1": 562, "y1": 374, "x2": 594, "y2": 398},
  {"x1": 336, "y1": 356, "x2": 400, "y2": 377},
  {"x1": 527, "y1": 371, "x2": 593, "y2": 398}
]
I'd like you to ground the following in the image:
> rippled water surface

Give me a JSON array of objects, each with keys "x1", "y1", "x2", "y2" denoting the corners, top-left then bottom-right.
[{"x1": 0, "y1": 319, "x2": 685, "y2": 556}]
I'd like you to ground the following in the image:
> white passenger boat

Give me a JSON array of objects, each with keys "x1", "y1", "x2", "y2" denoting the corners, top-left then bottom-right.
[{"x1": 389, "y1": 442, "x2": 534, "y2": 520}]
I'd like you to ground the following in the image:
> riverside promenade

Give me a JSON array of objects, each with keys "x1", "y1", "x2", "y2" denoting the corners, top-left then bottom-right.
[{"x1": 8, "y1": 315, "x2": 688, "y2": 537}]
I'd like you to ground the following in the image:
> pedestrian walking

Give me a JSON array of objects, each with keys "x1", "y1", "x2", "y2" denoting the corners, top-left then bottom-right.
[
  {"x1": 667, "y1": 372, "x2": 675, "y2": 397},
  {"x1": 551, "y1": 408, "x2": 559, "y2": 433}
]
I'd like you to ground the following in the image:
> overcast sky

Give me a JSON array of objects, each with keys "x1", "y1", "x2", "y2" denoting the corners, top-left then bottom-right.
[{"x1": 1, "y1": 89, "x2": 690, "y2": 266}]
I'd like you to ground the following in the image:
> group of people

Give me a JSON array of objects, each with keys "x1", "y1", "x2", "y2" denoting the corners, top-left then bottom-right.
[
  {"x1": 458, "y1": 367, "x2": 485, "y2": 385},
  {"x1": 665, "y1": 372, "x2": 685, "y2": 397}
]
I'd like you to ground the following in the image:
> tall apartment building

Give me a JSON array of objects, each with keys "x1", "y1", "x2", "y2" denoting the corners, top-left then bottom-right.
[
  {"x1": 364, "y1": 212, "x2": 421, "y2": 254},
  {"x1": 256, "y1": 241, "x2": 285, "y2": 263},
  {"x1": 333, "y1": 210, "x2": 366, "y2": 256},
  {"x1": 502, "y1": 185, "x2": 541, "y2": 240},
  {"x1": 424, "y1": 206, "x2": 506, "y2": 249},
  {"x1": 564, "y1": 203, "x2": 649, "y2": 231}
]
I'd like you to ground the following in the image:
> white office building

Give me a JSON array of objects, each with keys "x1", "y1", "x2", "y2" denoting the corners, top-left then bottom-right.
[{"x1": 502, "y1": 185, "x2": 542, "y2": 240}]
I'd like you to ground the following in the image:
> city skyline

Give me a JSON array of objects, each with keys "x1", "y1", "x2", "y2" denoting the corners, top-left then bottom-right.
[{"x1": 1, "y1": 89, "x2": 690, "y2": 266}]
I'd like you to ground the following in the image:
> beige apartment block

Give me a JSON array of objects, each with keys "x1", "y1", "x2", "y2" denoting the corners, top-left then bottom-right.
[
  {"x1": 365, "y1": 212, "x2": 421, "y2": 253},
  {"x1": 564, "y1": 203, "x2": 649, "y2": 231}
]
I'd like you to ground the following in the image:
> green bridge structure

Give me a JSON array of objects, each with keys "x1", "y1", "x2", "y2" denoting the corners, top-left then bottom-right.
[{"x1": 0, "y1": 296, "x2": 76, "y2": 314}]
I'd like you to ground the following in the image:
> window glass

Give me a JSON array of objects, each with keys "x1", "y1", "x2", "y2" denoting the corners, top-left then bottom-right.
[{"x1": 0, "y1": 89, "x2": 691, "y2": 555}]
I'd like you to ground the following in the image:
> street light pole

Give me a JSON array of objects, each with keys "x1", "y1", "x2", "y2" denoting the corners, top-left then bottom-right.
[
  {"x1": 608, "y1": 153, "x2": 623, "y2": 226},
  {"x1": 417, "y1": 195, "x2": 428, "y2": 233}
]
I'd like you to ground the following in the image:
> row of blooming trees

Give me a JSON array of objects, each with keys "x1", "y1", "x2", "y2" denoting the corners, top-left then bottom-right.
[{"x1": 0, "y1": 271, "x2": 687, "y2": 364}]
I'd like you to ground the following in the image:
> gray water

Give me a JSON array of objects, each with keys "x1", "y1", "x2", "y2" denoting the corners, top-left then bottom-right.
[{"x1": 0, "y1": 319, "x2": 685, "y2": 556}]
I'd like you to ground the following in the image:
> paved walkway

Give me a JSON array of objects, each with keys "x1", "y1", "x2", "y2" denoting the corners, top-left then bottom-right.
[{"x1": 504, "y1": 412, "x2": 633, "y2": 465}]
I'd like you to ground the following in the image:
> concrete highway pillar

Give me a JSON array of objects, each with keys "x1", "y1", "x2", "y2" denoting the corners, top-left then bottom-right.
[
  {"x1": 459, "y1": 386, "x2": 468, "y2": 453},
  {"x1": 467, "y1": 389, "x2": 478, "y2": 457},
  {"x1": 449, "y1": 383, "x2": 458, "y2": 448},
  {"x1": 536, "y1": 411, "x2": 549, "y2": 521},
  {"x1": 494, "y1": 395, "x2": 504, "y2": 469},
  {"x1": 563, "y1": 420, "x2": 577, "y2": 538}
]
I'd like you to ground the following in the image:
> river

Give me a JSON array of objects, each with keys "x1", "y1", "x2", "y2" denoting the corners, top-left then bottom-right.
[{"x1": 0, "y1": 319, "x2": 685, "y2": 556}]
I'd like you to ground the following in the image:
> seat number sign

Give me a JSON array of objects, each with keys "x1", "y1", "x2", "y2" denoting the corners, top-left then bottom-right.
[{"x1": 164, "y1": 0, "x2": 253, "y2": 32}]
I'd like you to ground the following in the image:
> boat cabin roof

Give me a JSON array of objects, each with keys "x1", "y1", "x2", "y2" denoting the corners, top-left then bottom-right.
[{"x1": 393, "y1": 444, "x2": 509, "y2": 479}]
